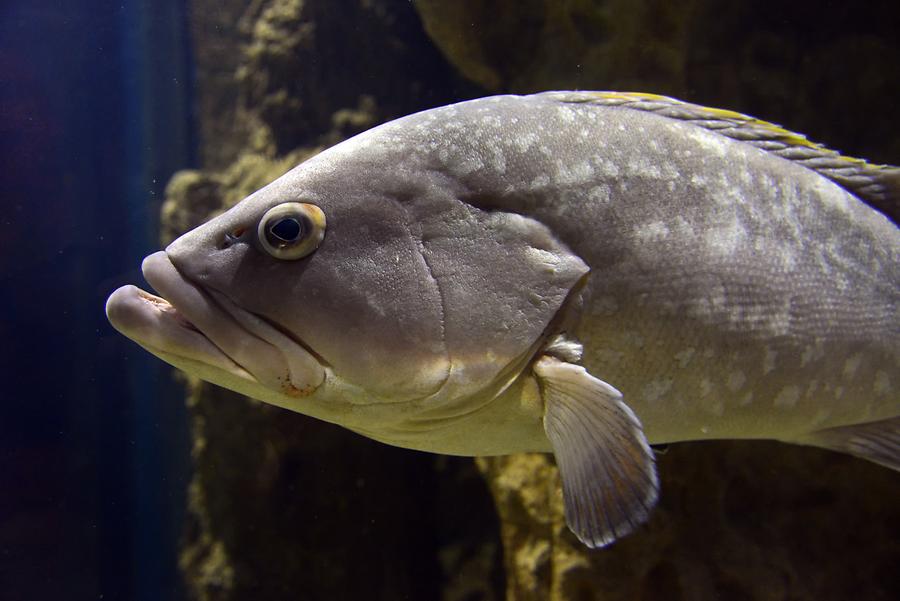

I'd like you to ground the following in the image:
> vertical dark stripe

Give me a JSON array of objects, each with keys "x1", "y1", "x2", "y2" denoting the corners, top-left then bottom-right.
[{"x1": 120, "y1": 1, "x2": 194, "y2": 599}]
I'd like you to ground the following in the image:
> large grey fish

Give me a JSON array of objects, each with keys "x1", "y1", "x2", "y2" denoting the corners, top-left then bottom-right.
[{"x1": 106, "y1": 92, "x2": 899, "y2": 548}]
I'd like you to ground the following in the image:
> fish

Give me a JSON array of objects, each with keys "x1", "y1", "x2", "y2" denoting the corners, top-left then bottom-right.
[{"x1": 106, "y1": 92, "x2": 899, "y2": 549}]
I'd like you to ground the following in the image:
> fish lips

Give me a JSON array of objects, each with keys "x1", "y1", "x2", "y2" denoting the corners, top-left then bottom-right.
[{"x1": 106, "y1": 251, "x2": 324, "y2": 397}]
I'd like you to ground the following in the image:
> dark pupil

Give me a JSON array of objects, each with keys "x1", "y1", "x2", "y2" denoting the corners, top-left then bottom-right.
[{"x1": 270, "y1": 217, "x2": 303, "y2": 242}]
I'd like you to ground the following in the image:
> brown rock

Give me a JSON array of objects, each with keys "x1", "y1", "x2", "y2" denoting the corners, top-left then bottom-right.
[
  {"x1": 480, "y1": 443, "x2": 900, "y2": 600},
  {"x1": 412, "y1": 0, "x2": 693, "y2": 95}
]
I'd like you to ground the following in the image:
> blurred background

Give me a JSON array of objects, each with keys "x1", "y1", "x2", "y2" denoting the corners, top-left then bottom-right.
[
  {"x1": 1, "y1": 1, "x2": 898, "y2": 600},
  {"x1": 1, "y1": 1, "x2": 193, "y2": 599}
]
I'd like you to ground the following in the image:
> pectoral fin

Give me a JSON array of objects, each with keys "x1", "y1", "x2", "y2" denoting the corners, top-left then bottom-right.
[{"x1": 534, "y1": 356, "x2": 659, "y2": 548}]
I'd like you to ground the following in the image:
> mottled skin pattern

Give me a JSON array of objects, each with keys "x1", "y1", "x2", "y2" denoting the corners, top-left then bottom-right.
[
  {"x1": 406, "y1": 93, "x2": 898, "y2": 446},
  {"x1": 309, "y1": 92, "x2": 895, "y2": 451},
  {"x1": 108, "y1": 93, "x2": 898, "y2": 461}
]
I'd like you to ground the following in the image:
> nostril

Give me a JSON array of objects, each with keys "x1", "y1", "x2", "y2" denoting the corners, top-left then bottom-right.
[{"x1": 221, "y1": 227, "x2": 248, "y2": 249}]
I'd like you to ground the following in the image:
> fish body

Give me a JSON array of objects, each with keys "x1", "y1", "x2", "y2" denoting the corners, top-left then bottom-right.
[{"x1": 107, "y1": 92, "x2": 899, "y2": 547}]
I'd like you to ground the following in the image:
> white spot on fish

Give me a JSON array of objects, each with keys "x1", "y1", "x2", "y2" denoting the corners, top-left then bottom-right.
[
  {"x1": 727, "y1": 371, "x2": 746, "y2": 392},
  {"x1": 832, "y1": 274, "x2": 850, "y2": 293},
  {"x1": 637, "y1": 221, "x2": 670, "y2": 243},
  {"x1": 874, "y1": 371, "x2": 891, "y2": 395},
  {"x1": 704, "y1": 219, "x2": 746, "y2": 256},
  {"x1": 674, "y1": 348, "x2": 695, "y2": 369},
  {"x1": 842, "y1": 354, "x2": 862, "y2": 380},
  {"x1": 591, "y1": 157, "x2": 620, "y2": 177},
  {"x1": 642, "y1": 379, "x2": 673, "y2": 402},
  {"x1": 452, "y1": 152, "x2": 485, "y2": 175},
  {"x1": 671, "y1": 215, "x2": 695, "y2": 238},
  {"x1": 514, "y1": 132, "x2": 539, "y2": 153},
  {"x1": 687, "y1": 128, "x2": 729, "y2": 157},
  {"x1": 587, "y1": 185, "x2": 611, "y2": 205},
  {"x1": 526, "y1": 248, "x2": 568, "y2": 274},
  {"x1": 813, "y1": 176, "x2": 851, "y2": 215},
  {"x1": 622, "y1": 331, "x2": 645, "y2": 349},
  {"x1": 805, "y1": 379, "x2": 819, "y2": 398},
  {"x1": 773, "y1": 385, "x2": 800, "y2": 408},
  {"x1": 486, "y1": 145, "x2": 507, "y2": 173},
  {"x1": 810, "y1": 407, "x2": 832, "y2": 427},
  {"x1": 778, "y1": 246, "x2": 798, "y2": 271},
  {"x1": 592, "y1": 295, "x2": 619, "y2": 316},
  {"x1": 595, "y1": 348, "x2": 625, "y2": 365},
  {"x1": 529, "y1": 174, "x2": 551, "y2": 190},
  {"x1": 554, "y1": 159, "x2": 594, "y2": 185},
  {"x1": 479, "y1": 114, "x2": 502, "y2": 127},
  {"x1": 625, "y1": 157, "x2": 662, "y2": 179},
  {"x1": 800, "y1": 342, "x2": 824, "y2": 368},
  {"x1": 556, "y1": 105, "x2": 576, "y2": 123}
]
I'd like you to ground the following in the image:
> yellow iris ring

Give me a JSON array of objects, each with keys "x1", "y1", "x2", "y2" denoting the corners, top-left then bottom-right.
[{"x1": 258, "y1": 202, "x2": 326, "y2": 260}]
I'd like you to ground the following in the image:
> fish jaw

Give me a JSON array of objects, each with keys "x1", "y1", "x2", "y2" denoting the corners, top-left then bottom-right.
[{"x1": 105, "y1": 251, "x2": 325, "y2": 398}]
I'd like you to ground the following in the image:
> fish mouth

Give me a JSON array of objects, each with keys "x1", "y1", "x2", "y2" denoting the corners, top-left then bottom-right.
[{"x1": 106, "y1": 251, "x2": 324, "y2": 397}]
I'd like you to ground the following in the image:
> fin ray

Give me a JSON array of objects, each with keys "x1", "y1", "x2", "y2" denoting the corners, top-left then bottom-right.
[
  {"x1": 535, "y1": 356, "x2": 658, "y2": 548},
  {"x1": 799, "y1": 416, "x2": 900, "y2": 471}
]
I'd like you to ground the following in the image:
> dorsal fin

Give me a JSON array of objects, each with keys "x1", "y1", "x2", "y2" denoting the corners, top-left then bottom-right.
[{"x1": 541, "y1": 91, "x2": 900, "y2": 222}]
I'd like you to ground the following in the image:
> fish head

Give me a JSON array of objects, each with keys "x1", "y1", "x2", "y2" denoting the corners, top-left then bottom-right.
[{"x1": 106, "y1": 115, "x2": 589, "y2": 429}]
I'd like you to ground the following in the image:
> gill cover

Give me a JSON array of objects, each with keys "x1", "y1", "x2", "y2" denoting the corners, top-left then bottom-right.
[
  {"x1": 164, "y1": 172, "x2": 450, "y2": 402},
  {"x1": 403, "y1": 190, "x2": 590, "y2": 398},
  {"x1": 164, "y1": 122, "x2": 589, "y2": 405}
]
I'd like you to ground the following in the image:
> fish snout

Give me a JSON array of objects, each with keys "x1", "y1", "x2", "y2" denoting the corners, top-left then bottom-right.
[{"x1": 141, "y1": 250, "x2": 326, "y2": 398}]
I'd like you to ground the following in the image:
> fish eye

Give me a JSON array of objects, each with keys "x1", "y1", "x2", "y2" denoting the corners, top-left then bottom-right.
[{"x1": 258, "y1": 202, "x2": 326, "y2": 260}]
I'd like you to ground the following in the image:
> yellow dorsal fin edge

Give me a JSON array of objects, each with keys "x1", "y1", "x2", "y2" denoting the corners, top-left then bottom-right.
[{"x1": 548, "y1": 91, "x2": 899, "y2": 222}]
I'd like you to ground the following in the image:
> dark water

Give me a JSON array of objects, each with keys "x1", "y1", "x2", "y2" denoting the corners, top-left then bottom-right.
[{"x1": 1, "y1": 2, "x2": 192, "y2": 599}]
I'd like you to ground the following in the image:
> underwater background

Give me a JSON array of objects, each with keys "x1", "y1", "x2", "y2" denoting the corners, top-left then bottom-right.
[{"x1": 1, "y1": 1, "x2": 898, "y2": 600}]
